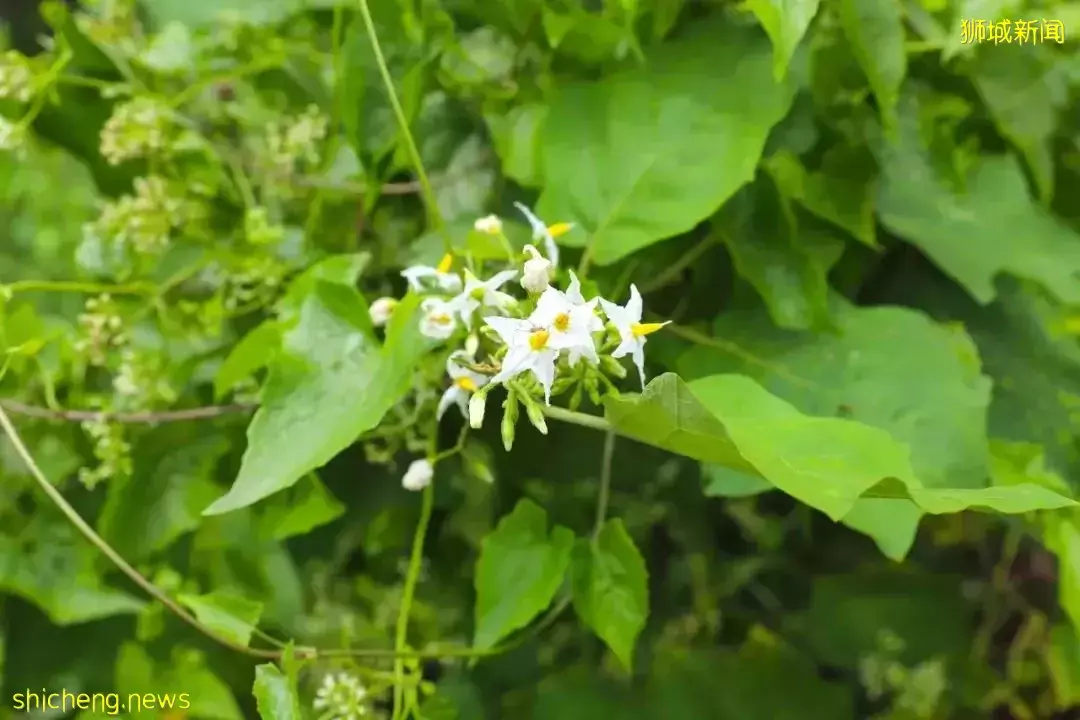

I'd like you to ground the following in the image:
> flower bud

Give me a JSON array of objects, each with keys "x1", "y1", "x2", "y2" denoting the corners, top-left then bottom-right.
[
  {"x1": 517, "y1": 390, "x2": 549, "y2": 435},
  {"x1": 520, "y1": 244, "x2": 552, "y2": 294},
  {"x1": 464, "y1": 333, "x2": 480, "y2": 357},
  {"x1": 474, "y1": 214, "x2": 503, "y2": 234},
  {"x1": 584, "y1": 374, "x2": 601, "y2": 406},
  {"x1": 600, "y1": 354, "x2": 627, "y2": 379},
  {"x1": 401, "y1": 458, "x2": 433, "y2": 491},
  {"x1": 501, "y1": 390, "x2": 519, "y2": 451},
  {"x1": 369, "y1": 297, "x2": 397, "y2": 327},
  {"x1": 469, "y1": 387, "x2": 489, "y2": 429}
]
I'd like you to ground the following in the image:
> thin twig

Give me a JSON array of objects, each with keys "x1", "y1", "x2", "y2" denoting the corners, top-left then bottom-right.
[
  {"x1": 593, "y1": 431, "x2": 616, "y2": 540},
  {"x1": 0, "y1": 400, "x2": 256, "y2": 424}
]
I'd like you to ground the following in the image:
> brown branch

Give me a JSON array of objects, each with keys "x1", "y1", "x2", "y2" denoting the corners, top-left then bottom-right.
[{"x1": 0, "y1": 400, "x2": 256, "y2": 424}]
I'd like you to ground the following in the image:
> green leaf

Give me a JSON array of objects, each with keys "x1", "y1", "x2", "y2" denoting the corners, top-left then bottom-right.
[
  {"x1": 1044, "y1": 512, "x2": 1080, "y2": 637},
  {"x1": 214, "y1": 320, "x2": 282, "y2": 400},
  {"x1": 537, "y1": 17, "x2": 794, "y2": 265},
  {"x1": 795, "y1": 571, "x2": 972, "y2": 668},
  {"x1": 203, "y1": 289, "x2": 429, "y2": 515},
  {"x1": 142, "y1": 0, "x2": 304, "y2": 28},
  {"x1": 176, "y1": 591, "x2": 264, "y2": 648},
  {"x1": 485, "y1": 103, "x2": 547, "y2": 187},
  {"x1": 253, "y1": 663, "x2": 302, "y2": 720},
  {"x1": 649, "y1": 627, "x2": 854, "y2": 719},
  {"x1": 255, "y1": 473, "x2": 346, "y2": 541},
  {"x1": 0, "y1": 519, "x2": 144, "y2": 625},
  {"x1": 970, "y1": 44, "x2": 1067, "y2": 204},
  {"x1": 1048, "y1": 623, "x2": 1080, "y2": 709},
  {"x1": 473, "y1": 499, "x2": 574, "y2": 651},
  {"x1": 702, "y1": 465, "x2": 774, "y2": 498},
  {"x1": 604, "y1": 373, "x2": 1075, "y2": 523},
  {"x1": 746, "y1": 0, "x2": 821, "y2": 81},
  {"x1": 570, "y1": 520, "x2": 649, "y2": 671},
  {"x1": 98, "y1": 430, "x2": 229, "y2": 560},
  {"x1": 836, "y1": 0, "x2": 906, "y2": 131},
  {"x1": 876, "y1": 94, "x2": 1080, "y2": 305},
  {"x1": 717, "y1": 173, "x2": 844, "y2": 330},
  {"x1": 765, "y1": 147, "x2": 878, "y2": 248}
]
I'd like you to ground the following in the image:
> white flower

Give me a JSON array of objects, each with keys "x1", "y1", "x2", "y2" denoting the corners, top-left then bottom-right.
[
  {"x1": 313, "y1": 672, "x2": 370, "y2": 719},
  {"x1": 438, "y1": 351, "x2": 489, "y2": 419},
  {"x1": 520, "y1": 244, "x2": 553, "y2": 294},
  {"x1": 484, "y1": 316, "x2": 558, "y2": 404},
  {"x1": 513, "y1": 202, "x2": 573, "y2": 269},
  {"x1": 369, "y1": 296, "x2": 397, "y2": 327},
  {"x1": 419, "y1": 298, "x2": 457, "y2": 340},
  {"x1": 529, "y1": 282, "x2": 602, "y2": 366},
  {"x1": 474, "y1": 214, "x2": 503, "y2": 234},
  {"x1": 599, "y1": 284, "x2": 670, "y2": 388},
  {"x1": 402, "y1": 253, "x2": 462, "y2": 293},
  {"x1": 448, "y1": 269, "x2": 517, "y2": 329},
  {"x1": 402, "y1": 459, "x2": 433, "y2": 491}
]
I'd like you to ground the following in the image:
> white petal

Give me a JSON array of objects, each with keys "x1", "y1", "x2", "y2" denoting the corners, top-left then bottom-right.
[
  {"x1": 543, "y1": 234, "x2": 559, "y2": 269},
  {"x1": 599, "y1": 297, "x2": 630, "y2": 330},
  {"x1": 485, "y1": 290, "x2": 516, "y2": 310},
  {"x1": 529, "y1": 348, "x2": 557, "y2": 404},
  {"x1": 514, "y1": 201, "x2": 546, "y2": 237},
  {"x1": 611, "y1": 334, "x2": 638, "y2": 360},
  {"x1": 626, "y1": 284, "x2": 643, "y2": 322},
  {"x1": 437, "y1": 273, "x2": 463, "y2": 292},
  {"x1": 631, "y1": 341, "x2": 647, "y2": 389},
  {"x1": 446, "y1": 350, "x2": 471, "y2": 378},
  {"x1": 437, "y1": 386, "x2": 461, "y2": 419},
  {"x1": 485, "y1": 269, "x2": 518, "y2": 290},
  {"x1": 565, "y1": 270, "x2": 585, "y2": 305},
  {"x1": 491, "y1": 344, "x2": 531, "y2": 385},
  {"x1": 483, "y1": 315, "x2": 527, "y2": 346},
  {"x1": 532, "y1": 286, "x2": 569, "y2": 325}
]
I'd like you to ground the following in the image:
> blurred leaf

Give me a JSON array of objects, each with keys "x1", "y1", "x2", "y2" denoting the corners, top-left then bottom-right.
[
  {"x1": 703, "y1": 465, "x2": 774, "y2": 498},
  {"x1": 877, "y1": 94, "x2": 1080, "y2": 305},
  {"x1": 99, "y1": 430, "x2": 229, "y2": 560},
  {"x1": 176, "y1": 591, "x2": 264, "y2": 648},
  {"x1": 570, "y1": 519, "x2": 649, "y2": 671},
  {"x1": 970, "y1": 44, "x2": 1067, "y2": 204},
  {"x1": 1048, "y1": 623, "x2": 1080, "y2": 709},
  {"x1": 538, "y1": 17, "x2": 795, "y2": 265},
  {"x1": 765, "y1": 147, "x2": 878, "y2": 247},
  {"x1": 746, "y1": 0, "x2": 822, "y2": 81},
  {"x1": 255, "y1": 472, "x2": 345, "y2": 541},
  {"x1": 214, "y1": 320, "x2": 282, "y2": 400},
  {"x1": 473, "y1": 499, "x2": 574, "y2": 651},
  {"x1": 837, "y1": 0, "x2": 906, "y2": 131},
  {"x1": 485, "y1": 103, "x2": 547, "y2": 187},
  {"x1": 718, "y1": 174, "x2": 844, "y2": 330},
  {"x1": 0, "y1": 519, "x2": 144, "y2": 625},
  {"x1": 648, "y1": 627, "x2": 854, "y2": 718},
  {"x1": 253, "y1": 663, "x2": 302, "y2": 720}
]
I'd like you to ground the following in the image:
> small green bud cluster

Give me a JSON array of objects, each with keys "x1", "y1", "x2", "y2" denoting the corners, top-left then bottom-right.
[
  {"x1": 88, "y1": 175, "x2": 200, "y2": 256},
  {"x1": 74, "y1": 294, "x2": 127, "y2": 366},
  {"x1": 78, "y1": 417, "x2": 132, "y2": 489}
]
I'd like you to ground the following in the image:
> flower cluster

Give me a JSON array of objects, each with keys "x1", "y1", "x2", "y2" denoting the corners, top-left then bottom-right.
[
  {"x1": 380, "y1": 205, "x2": 669, "y2": 457},
  {"x1": 264, "y1": 104, "x2": 329, "y2": 175},
  {"x1": 74, "y1": 294, "x2": 127, "y2": 366},
  {"x1": 86, "y1": 175, "x2": 199, "y2": 256},
  {"x1": 312, "y1": 673, "x2": 375, "y2": 720},
  {"x1": 78, "y1": 417, "x2": 132, "y2": 489},
  {"x1": 99, "y1": 98, "x2": 174, "y2": 165}
]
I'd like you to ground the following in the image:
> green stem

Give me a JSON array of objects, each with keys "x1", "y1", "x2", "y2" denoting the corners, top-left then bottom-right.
[
  {"x1": 0, "y1": 404, "x2": 281, "y2": 660},
  {"x1": 392, "y1": 481, "x2": 435, "y2": 719},
  {"x1": 541, "y1": 404, "x2": 612, "y2": 432},
  {"x1": 356, "y1": 0, "x2": 451, "y2": 253},
  {"x1": 593, "y1": 431, "x2": 616, "y2": 540},
  {"x1": 6, "y1": 279, "x2": 155, "y2": 296}
]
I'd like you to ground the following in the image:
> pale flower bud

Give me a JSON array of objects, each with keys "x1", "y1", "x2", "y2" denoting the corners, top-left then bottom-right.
[
  {"x1": 464, "y1": 333, "x2": 480, "y2": 357},
  {"x1": 474, "y1": 214, "x2": 503, "y2": 234},
  {"x1": 401, "y1": 458, "x2": 433, "y2": 491},
  {"x1": 369, "y1": 296, "x2": 397, "y2": 327},
  {"x1": 469, "y1": 390, "x2": 488, "y2": 429},
  {"x1": 520, "y1": 244, "x2": 552, "y2": 294}
]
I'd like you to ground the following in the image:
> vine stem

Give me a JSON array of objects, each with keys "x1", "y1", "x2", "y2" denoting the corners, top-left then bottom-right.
[
  {"x1": 0, "y1": 403, "x2": 280, "y2": 660},
  {"x1": 356, "y1": 0, "x2": 453, "y2": 254},
  {"x1": 593, "y1": 431, "x2": 616, "y2": 540},
  {"x1": 392, "y1": 481, "x2": 435, "y2": 720}
]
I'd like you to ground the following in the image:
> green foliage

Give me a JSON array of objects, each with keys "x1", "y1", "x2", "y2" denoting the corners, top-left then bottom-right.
[{"x1": 1, "y1": 0, "x2": 1080, "y2": 718}]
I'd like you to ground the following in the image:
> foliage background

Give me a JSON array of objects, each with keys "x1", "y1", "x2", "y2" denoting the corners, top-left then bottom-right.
[{"x1": 1, "y1": 0, "x2": 1080, "y2": 718}]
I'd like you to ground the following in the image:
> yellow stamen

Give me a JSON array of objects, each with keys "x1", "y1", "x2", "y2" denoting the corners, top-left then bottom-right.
[
  {"x1": 528, "y1": 328, "x2": 550, "y2": 350},
  {"x1": 554, "y1": 312, "x2": 570, "y2": 332},
  {"x1": 433, "y1": 313, "x2": 451, "y2": 325},
  {"x1": 455, "y1": 376, "x2": 478, "y2": 392},
  {"x1": 547, "y1": 222, "x2": 573, "y2": 238},
  {"x1": 631, "y1": 321, "x2": 668, "y2": 338},
  {"x1": 436, "y1": 253, "x2": 454, "y2": 274}
]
